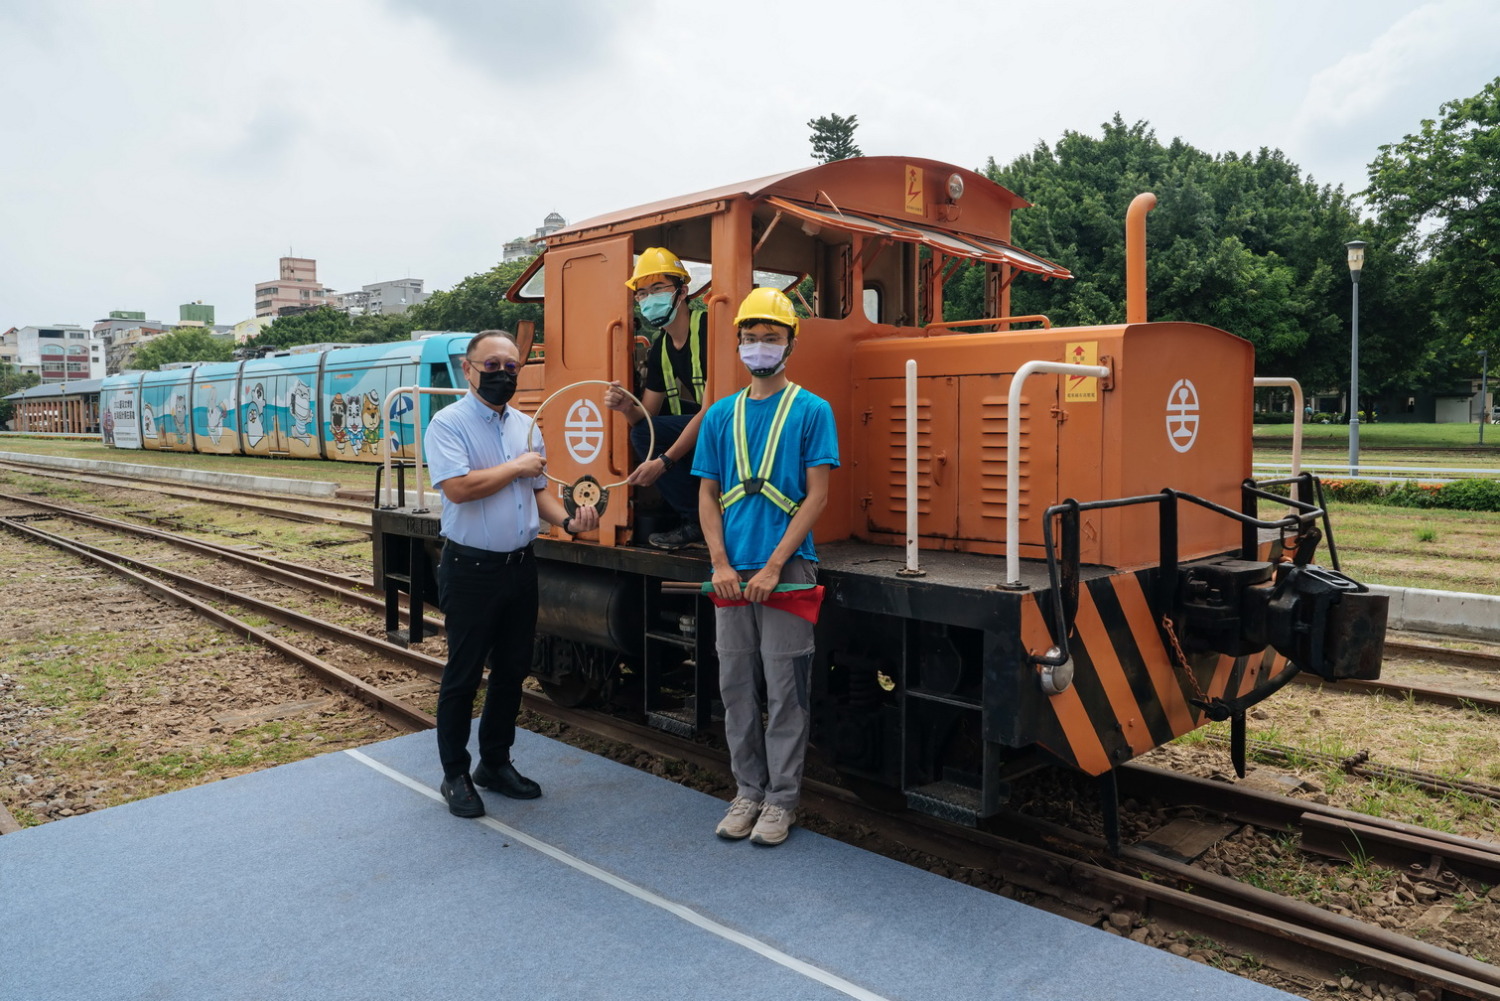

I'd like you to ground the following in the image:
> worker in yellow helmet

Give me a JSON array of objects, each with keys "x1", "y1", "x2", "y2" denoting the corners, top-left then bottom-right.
[
  {"x1": 693, "y1": 287, "x2": 839, "y2": 846},
  {"x1": 603, "y1": 247, "x2": 709, "y2": 549}
]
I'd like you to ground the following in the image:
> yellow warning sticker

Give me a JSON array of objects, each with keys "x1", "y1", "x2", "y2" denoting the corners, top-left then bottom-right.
[
  {"x1": 1065, "y1": 341, "x2": 1099, "y2": 402},
  {"x1": 904, "y1": 164, "x2": 924, "y2": 215}
]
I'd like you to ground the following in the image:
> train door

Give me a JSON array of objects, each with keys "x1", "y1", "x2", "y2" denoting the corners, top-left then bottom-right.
[
  {"x1": 192, "y1": 364, "x2": 241, "y2": 455},
  {"x1": 140, "y1": 370, "x2": 196, "y2": 453},
  {"x1": 542, "y1": 235, "x2": 634, "y2": 544},
  {"x1": 238, "y1": 363, "x2": 276, "y2": 457}
]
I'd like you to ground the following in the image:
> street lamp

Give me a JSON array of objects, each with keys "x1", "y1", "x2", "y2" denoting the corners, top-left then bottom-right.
[
  {"x1": 1346, "y1": 240, "x2": 1368, "y2": 475},
  {"x1": 1482, "y1": 347, "x2": 1490, "y2": 446}
]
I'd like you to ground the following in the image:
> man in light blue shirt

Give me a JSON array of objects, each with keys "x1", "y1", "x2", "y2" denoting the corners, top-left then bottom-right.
[{"x1": 425, "y1": 330, "x2": 598, "y2": 817}]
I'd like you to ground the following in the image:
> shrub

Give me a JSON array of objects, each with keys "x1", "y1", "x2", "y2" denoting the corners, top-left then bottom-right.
[
  {"x1": 1254, "y1": 411, "x2": 1296, "y2": 424},
  {"x1": 1383, "y1": 481, "x2": 1441, "y2": 509},
  {"x1": 1433, "y1": 478, "x2": 1500, "y2": 512}
]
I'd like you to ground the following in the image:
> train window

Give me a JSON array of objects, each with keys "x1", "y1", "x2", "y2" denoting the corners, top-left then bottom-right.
[
  {"x1": 516, "y1": 265, "x2": 545, "y2": 301},
  {"x1": 863, "y1": 285, "x2": 881, "y2": 323}
]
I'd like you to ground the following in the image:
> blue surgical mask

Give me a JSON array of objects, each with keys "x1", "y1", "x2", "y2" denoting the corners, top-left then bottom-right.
[
  {"x1": 638, "y1": 291, "x2": 678, "y2": 328},
  {"x1": 739, "y1": 342, "x2": 787, "y2": 377}
]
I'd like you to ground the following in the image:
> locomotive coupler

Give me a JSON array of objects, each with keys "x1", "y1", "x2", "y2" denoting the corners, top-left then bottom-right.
[{"x1": 1174, "y1": 558, "x2": 1387, "y2": 684}]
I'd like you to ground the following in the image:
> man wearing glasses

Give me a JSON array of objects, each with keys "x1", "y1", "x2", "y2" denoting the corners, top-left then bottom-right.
[
  {"x1": 603, "y1": 247, "x2": 709, "y2": 550},
  {"x1": 424, "y1": 329, "x2": 600, "y2": 818},
  {"x1": 695, "y1": 289, "x2": 839, "y2": 846}
]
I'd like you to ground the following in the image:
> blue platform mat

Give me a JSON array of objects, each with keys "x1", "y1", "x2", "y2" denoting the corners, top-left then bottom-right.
[{"x1": 0, "y1": 727, "x2": 1294, "y2": 1000}]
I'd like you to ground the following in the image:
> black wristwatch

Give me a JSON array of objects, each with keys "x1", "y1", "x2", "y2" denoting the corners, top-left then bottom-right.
[
  {"x1": 561, "y1": 516, "x2": 575, "y2": 535},
  {"x1": 657, "y1": 453, "x2": 675, "y2": 471}
]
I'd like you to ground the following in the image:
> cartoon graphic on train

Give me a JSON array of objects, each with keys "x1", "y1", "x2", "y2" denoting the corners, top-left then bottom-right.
[
  {"x1": 289, "y1": 380, "x2": 313, "y2": 444},
  {"x1": 329, "y1": 393, "x2": 349, "y2": 453}
]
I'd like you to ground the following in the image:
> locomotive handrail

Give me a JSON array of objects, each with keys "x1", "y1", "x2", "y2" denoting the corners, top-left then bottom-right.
[
  {"x1": 1253, "y1": 377, "x2": 1304, "y2": 479},
  {"x1": 1031, "y1": 478, "x2": 1332, "y2": 671},
  {"x1": 899, "y1": 359, "x2": 924, "y2": 577},
  {"x1": 380, "y1": 385, "x2": 466, "y2": 511},
  {"x1": 1004, "y1": 360, "x2": 1111, "y2": 587},
  {"x1": 922, "y1": 314, "x2": 1052, "y2": 333}
]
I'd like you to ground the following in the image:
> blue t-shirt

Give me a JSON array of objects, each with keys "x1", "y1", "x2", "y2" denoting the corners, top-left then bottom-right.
[{"x1": 692, "y1": 384, "x2": 839, "y2": 571}]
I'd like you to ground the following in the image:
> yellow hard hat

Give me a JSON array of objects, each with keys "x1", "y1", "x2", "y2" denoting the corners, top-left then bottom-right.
[
  {"x1": 733, "y1": 287, "x2": 799, "y2": 335},
  {"x1": 626, "y1": 247, "x2": 690, "y2": 290}
]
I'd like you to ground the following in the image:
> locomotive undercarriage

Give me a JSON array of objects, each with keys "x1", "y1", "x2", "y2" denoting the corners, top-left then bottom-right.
[{"x1": 372, "y1": 471, "x2": 1387, "y2": 849}]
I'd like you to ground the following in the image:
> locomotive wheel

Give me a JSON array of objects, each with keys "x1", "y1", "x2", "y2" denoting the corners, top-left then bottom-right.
[{"x1": 538, "y1": 673, "x2": 598, "y2": 708}]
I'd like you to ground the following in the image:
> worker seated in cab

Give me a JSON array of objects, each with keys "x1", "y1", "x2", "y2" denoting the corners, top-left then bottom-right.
[{"x1": 604, "y1": 247, "x2": 709, "y2": 550}]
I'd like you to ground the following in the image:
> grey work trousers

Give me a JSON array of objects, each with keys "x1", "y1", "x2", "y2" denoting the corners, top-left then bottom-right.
[{"x1": 715, "y1": 556, "x2": 817, "y2": 810}]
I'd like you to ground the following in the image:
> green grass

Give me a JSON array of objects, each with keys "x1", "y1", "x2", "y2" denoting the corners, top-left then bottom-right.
[{"x1": 1255, "y1": 422, "x2": 1500, "y2": 450}]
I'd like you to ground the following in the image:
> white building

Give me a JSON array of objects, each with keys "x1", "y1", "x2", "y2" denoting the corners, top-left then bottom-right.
[
  {"x1": 15, "y1": 324, "x2": 107, "y2": 382},
  {"x1": 329, "y1": 278, "x2": 429, "y2": 316}
]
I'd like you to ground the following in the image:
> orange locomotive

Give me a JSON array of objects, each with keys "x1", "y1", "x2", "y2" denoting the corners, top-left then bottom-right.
[{"x1": 375, "y1": 156, "x2": 1387, "y2": 845}]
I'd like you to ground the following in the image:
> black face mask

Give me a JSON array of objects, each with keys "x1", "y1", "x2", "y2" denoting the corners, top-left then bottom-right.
[{"x1": 475, "y1": 369, "x2": 517, "y2": 407}]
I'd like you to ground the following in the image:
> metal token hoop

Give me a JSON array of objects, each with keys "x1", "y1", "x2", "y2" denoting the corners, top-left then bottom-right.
[{"x1": 526, "y1": 380, "x2": 655, "y2": 514}]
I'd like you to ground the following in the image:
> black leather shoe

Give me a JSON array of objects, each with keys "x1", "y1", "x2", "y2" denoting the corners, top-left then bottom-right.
[
  {"x1": 473, "y1": 760, "x2": 542, "y2": 799},
  {"x1": 440, "y1": 774, "x2": 485, "y2": 817}
]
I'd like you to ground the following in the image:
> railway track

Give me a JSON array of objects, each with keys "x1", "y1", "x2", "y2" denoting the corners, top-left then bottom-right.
[
  {"x1": 5, "y1": 485, "x2": 1499, "y2": 999},
  {"x1": 0, "y1": 458, "x2": 372, "y2": 532},
  {"x1": 0, "y1": 498, "x2": 441, "y2": 731}
]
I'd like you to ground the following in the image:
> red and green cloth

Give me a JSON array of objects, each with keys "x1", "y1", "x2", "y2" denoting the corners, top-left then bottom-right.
[{"x1": 700, "y1": 582, "x2": 826, "y2": 624}]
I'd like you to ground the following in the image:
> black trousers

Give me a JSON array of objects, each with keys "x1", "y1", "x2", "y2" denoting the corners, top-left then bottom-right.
[{"x1": 434, "y1": 545, "x2": 538, "y2": 778}]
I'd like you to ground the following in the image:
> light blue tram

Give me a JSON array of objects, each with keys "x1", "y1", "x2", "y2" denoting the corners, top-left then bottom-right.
[{"x1": 99, "y1": 336, "x2": 474, "y2": 463}]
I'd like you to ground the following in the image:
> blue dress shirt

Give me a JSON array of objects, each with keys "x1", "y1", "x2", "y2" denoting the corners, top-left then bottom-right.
[{"x1": 425, "y1": 392, "x2": 548, "y2": 553}]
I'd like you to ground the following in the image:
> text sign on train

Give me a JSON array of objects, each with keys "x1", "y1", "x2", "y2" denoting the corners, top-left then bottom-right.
[
  {"x1": 564, "y1": 398, "x2": 605, "y2": 464},
  {"x1": 1065, "y1": 342, "x2": 1099, "y2": 402},
  {"x1": 1166, "y1": 379, "x2": 1201, "y2": 453},
  {"x1": 904, "y1": 164, "x2": 924, "y2": 215}
]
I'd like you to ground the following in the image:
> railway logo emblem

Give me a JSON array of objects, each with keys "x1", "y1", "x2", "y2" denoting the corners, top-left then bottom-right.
[
  {"x1": 1166, "y1": 379, "x2": 1200, "y2": 453},
  {"x1": 564, "y1": 398, "x2": 605, "y2": 464}
]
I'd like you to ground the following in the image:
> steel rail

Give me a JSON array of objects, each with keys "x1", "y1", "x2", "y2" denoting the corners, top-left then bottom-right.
[
  {"x1": 1118, "y1": 764, "x2": 1500, "y2": 884},
  {"x1": 0, "y1": 456, "x2": 369, "y2": 514},
  {"x1": 0, "y1": 490, "x2": 443, "y2": 636},
  {"x1": 0, "y1": 460, "x2": 370, "y2": 531},
  {"x1": 0, "y1": 514, "x2": 447, "y2": 680},
  {"x1": 0, "y1": 516, "x2": 432, "y2": 732},
  {"x1": 1384, "y1": 636, "x2": 1500, "y2": 673},
  {"x1": 1291, "y1": 672, "x2": 1500, "y2": 713}
]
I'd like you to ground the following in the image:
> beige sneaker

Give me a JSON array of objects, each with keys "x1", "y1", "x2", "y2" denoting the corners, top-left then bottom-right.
[
  {"x1": 715, "y1": 797, "x2": 763, "y2": 840},
  {"x1": 749, "y1": 804, "x2": 796, "y2": 846}
]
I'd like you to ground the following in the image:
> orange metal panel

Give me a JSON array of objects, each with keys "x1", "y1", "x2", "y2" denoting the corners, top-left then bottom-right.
[
  {"x1": 1112, "y1": 573, "x2": 1199, "y2": 735},
  {"x1": 1074, "y1": 585, "x2": 1156, "y2": 757},
  {"x1": 1021, "y1": 597, "x2": 1111, "y2": 775},
  {"x1": 854, "y1": 376, "x2": 959, "y2": 543}
]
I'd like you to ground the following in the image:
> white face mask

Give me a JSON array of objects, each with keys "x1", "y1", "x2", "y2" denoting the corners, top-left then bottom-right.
[{"x1": 739, "y1": 341, "x2": 787, "y2": 377}]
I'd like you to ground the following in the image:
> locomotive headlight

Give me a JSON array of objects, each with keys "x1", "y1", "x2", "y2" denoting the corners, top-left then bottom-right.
[
  {"x1": 1037, "y1": 649, "x2": 1074, "y2": 695},
  {"x1": 946, "y1": 173, "x2": 965, "y2": 201}
]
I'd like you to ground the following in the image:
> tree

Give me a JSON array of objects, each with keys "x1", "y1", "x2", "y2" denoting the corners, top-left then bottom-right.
[
  {"x1": 967, "y1": 115, "x2": 1431, "y2": 394},
  {"x1": 404, "y1": 256, "x2": 544, "y2": 337},
  {"x1": 1363, "y1": 76, "x2": 1500, "y2": 362},
  {"x1": 0, "y1": 361, "x2": 40, "y2": 425},
  {"x1": 248, "y1": 307, "x2": 354, "y2": 351},
  {"x1": 131, "y1": 328, "x2": 235, "y2": 370},
  {"x1": 808, "y1": 113, "x2": 862, "y2": 163}
]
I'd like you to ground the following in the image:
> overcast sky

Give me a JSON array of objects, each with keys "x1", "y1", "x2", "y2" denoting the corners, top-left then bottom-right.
[{"x1": 2, "y1": 0, "x2": 1495, "y2": 331}]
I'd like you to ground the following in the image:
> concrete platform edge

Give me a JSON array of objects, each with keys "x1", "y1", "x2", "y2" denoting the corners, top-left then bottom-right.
[{"x1": 1368, "y1": 584, "x2": 1500, "y2": 642}]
